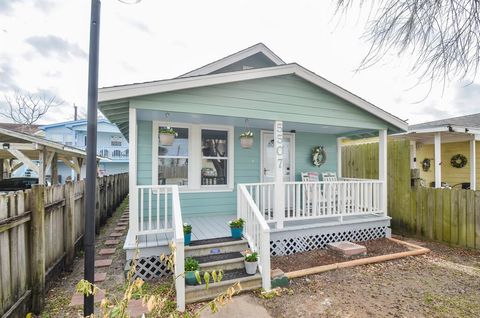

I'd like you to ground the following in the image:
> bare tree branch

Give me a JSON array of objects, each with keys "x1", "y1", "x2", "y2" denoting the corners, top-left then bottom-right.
[
  {"x1": 2, "y1": 90, "x2": 63, "y2": 126},
  {"x1": 336, "y1": 0, "x2": 480, "y2": 83}
]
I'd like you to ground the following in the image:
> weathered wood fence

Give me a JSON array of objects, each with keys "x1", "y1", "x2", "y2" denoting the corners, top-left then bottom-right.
[
  {"x1": 342, "y1": 140, "x2": 480, "y2": 250},
  {"x1": 0, "y1": 173, "x2": 128, "y2": 317}
]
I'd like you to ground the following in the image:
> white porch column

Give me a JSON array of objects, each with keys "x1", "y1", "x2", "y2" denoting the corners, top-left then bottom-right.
[
  {"x1": 378, "y1": 130, "x2": 387, "y2": 216},
  {"x1": 470, "y1": 138, "x2": 476, "y2": 191},
  {"x1": 434, "y1": 132, "x2": 442, "y2": 188},
  {"x1": 274, "y1": 121, "x2": 285, "y2": 229},
  {"x1": 129, "y1": 107, "x2": 138, "y2": 239},
  {"x1": 336, "y1": 137, "x2": 344, "y2": 178}
]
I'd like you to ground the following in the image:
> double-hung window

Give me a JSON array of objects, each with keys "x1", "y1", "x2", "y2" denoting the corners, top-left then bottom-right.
[{"x1": 154, "y1": 122, "x2": 233, "y2": 191}]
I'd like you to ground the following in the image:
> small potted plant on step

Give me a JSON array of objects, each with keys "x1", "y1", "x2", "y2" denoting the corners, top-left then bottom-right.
[
  {"x1": 244, "y1": 250, "x2": 258, "y2": 275},
  {"x1": 184, "y1": 257, "x2": 200, "y2": 285},
  {"x1": 159, "y1": 127, "x2": 177, "y2": 146},
  {"x1": 183, "y1": 223, "x2": 192, "y2": 245},
  {"x1": 229, "y1": 218, "x2": 245, "y2": 239},
  {"x1": 239, "y1": 130, "x2": 254, "y2": 149}
]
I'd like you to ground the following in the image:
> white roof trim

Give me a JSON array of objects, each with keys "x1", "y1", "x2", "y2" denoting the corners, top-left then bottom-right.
[
  {"x1": 178, "y1": 43, "x2": 285, "y2": 78},
  {"x1": 99, "y1": 63, "x2": 407, "y2": 131},
  {"x1": 402, "y1": 125, "x2": 480, "y2": 135}
]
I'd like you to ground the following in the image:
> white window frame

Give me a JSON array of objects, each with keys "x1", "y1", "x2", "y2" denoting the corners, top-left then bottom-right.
[{"x1": 152, "y1": 121, "x2": 234, "y2": 192}]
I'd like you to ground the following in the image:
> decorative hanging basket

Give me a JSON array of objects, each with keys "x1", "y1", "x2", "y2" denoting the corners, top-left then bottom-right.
[
  {"x1": 159, "y1": 113, "x2": 176, "y2": 146},
  {"x1": 159, "y1": 132, "x2": 175, "y2": 146},
  {"x1": 240, "y1": 119, "x2": 254, "y2": 149},
  {"x1": 311, "y1": 146, "x2": 327, "y2": 167}
]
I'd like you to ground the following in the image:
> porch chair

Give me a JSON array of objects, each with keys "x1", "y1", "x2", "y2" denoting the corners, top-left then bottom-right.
[
  {"x1": 301, "y1": 172, "x2": 328, "y2": 216},
  {"x1": 322, "y1": 172, "x2": 337, "y2": 181}
]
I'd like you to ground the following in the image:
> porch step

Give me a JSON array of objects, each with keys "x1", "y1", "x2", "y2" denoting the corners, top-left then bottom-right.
[
  {"x1": 185, "y1": 269, "x2": 261, "y2": 304},
  {"x1": 193, "y1": 251, "x2": 245, "y2": 271},
  {"x1": 185, "y1": 237, "x2": 248, "y2": 257}
]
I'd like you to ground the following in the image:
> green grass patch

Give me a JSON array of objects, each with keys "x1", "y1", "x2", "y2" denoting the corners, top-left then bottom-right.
[{"x1": 423, "y1": 292, "x2": 480, "y2": 317}]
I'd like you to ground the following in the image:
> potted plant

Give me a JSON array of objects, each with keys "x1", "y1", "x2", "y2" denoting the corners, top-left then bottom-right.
[
  {"x1": 244, "y1": 250, "x2": 258, "y2": 275},
  {"x1": 228, "y1": 218, "x2": 245, "y2": 239},
  {"x1": 183, "y1": 223, "x2": 192, "y2": 245},
  {"x1": 239, "y1": 130, "x2": 254, "y2": 149},
  {"x1": 159, "y1": 127, "x2": 177, "y2": 146},
  {"x1": 184, "y1": 257, "x2": 200, "y2": 285}
]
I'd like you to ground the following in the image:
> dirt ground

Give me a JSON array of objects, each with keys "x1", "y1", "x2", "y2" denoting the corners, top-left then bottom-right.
[{"x1": 256, "y1": 237, "x2": 480, "y2": 318}]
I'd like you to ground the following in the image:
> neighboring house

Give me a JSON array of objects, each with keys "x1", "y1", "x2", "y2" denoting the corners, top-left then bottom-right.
[
  {"x1": 40, "y1": 119, "x2": 129, "y2": 178},
  {"x1": 395, "y1": 113, "x2": 479, "y2": 190},
  {"x1": 0, "y1": 123, "x2": 43, "y2": 136},
  {"x1": 99, "y1": 43, "x2": 407, "y2": 308}
]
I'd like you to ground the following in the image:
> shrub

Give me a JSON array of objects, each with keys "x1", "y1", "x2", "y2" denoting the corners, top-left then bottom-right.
[
  {"x1": 185, "y1": 257, "x2": 199, "y2": 272},
  {"x1": 228, "y1": 218, "x2": 245, "y2": 229}
]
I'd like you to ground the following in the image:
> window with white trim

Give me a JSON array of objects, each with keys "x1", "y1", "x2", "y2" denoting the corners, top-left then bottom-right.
[
  {"x1": 157, "y1": 127, "x2": 189, "y2": 186},
  {"x1": 153, "y1": 122, "x2": 234, "y2": 191},
  {"x1": 201, "y1": 129, "x2": 229, "y2": 186}
]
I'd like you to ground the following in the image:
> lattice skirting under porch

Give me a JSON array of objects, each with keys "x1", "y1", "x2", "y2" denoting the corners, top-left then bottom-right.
[
  {"x1": 270, "y1": 222, "x2": 389, "y2": 256},
  {"x1": 127, "y1": 256, "x2": 172, "y2": 280}
]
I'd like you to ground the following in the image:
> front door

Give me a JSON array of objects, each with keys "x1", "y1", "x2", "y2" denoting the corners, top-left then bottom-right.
[{"x1": 261, "y1": 131, "x2": 295, "y2": 182}]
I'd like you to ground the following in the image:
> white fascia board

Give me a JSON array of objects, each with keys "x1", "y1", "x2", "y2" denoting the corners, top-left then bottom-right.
[
  {"x1": 407, "y1": 126, "x2": 480, "y2": 135},
  {"x1": 99, "y1": 64, "x2": 407, "y2": 131},
  {"x1": 178, "y1": 43, "x2": 285, "y2": 78}
]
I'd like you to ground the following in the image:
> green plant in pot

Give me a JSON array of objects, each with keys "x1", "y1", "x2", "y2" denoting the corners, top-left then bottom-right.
[
  {"x1": 184, "y1": 257, "x2": 200, "y2": 285},
  {"x1": 183, "y1": 223, "x2": 192, "y2": 245},
  {"x1": 229, "y1": 218, "x2": 245, "y2": 239},
  {"x1": 239, "y1": 130, "x2": 254, "y2": 149},
  {"x1": 159, "y1": 127, "x2": 177, "y2": 146},
  {"x1": 244, "y1": 250, "x2": 258, "y2": 275}
]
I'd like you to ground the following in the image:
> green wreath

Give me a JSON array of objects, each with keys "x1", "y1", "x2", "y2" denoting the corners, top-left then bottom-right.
[
  {"x1": 312, "y1": 146, "x2": 327, "y2": 167},
  {"x1": 450, "y1": 154, "x2": 467, "y2": 168}
]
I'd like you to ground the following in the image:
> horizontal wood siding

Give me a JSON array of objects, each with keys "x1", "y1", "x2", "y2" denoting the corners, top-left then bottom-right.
[
  {"x1": 137, "y1": 120, "x2": 153, "y2": 185},
  {"x1": 131, "y1": 75, "x2": 392, "y2": 130}
]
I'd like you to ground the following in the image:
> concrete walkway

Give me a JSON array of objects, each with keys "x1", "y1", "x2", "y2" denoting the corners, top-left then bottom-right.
[{"x1": 199, "y1": 295, "x2": 272, "y2": 318}]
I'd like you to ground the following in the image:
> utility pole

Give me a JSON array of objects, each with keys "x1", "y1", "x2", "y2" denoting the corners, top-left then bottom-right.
[
  {"x1": 74, "y1": 103, "x2": 78, "y2": 121},
  {"x1": 84, "y1": 0, "x2": 100, "y2": 316}
]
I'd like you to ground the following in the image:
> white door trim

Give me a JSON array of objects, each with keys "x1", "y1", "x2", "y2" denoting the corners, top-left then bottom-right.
[{"x1": 260, "y1": 130, "x2": 295, "y2": 182}]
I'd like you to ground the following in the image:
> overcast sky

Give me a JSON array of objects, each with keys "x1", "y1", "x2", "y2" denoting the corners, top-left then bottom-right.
[{"x1": 0, "y1": 0, "x2": 478, "y2": 125}]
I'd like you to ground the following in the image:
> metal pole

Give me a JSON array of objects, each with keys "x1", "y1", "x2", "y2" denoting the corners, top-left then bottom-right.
[{"x1": 85, "y1": 0, "x2": 101, "y2": 316}]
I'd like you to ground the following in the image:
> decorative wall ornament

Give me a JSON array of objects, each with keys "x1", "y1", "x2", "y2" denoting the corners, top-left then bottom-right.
[
  {"x1": 450, "y1": 154, "x2": 468, "y2": 168},
  {"x1": 239, "y1": 118, "x2": 254, "y2": 149},
  {"x1": 311, "y1": 146, "x2": 327, "y2": 167},
  {"x1": 422, "y1": 158, "x2": 431, "y2": 172}
]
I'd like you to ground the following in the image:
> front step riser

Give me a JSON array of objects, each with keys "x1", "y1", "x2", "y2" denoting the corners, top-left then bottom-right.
[
  {"x1": 185, "y1": 243, "x2": 248, "y2": 257},
  {"x1": 185, "y1": 278, "x2": 262, "y2": 303},
  {"x1": 199, "y1": 259, "x2": 245, "y2": 272}
]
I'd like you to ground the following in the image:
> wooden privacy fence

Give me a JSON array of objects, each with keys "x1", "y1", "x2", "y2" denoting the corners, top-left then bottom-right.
[
  {"x1": 342, "y1": 140, "x2": 480, "y2": 250},
  {"x1": 0, "y1": 173, "x2": 129, "y2": 317}
]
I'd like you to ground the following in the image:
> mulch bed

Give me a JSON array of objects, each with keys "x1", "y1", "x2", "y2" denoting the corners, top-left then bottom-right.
[{"x1": 271, "y1": 238, "x2": 410, "y2": 272}]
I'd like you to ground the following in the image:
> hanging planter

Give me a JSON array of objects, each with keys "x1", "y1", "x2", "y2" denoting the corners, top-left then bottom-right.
[
  {"x1": 240, "y1": 131, "x2": 254, "y2": 149},
  {"x1": 159, "y1": 127, "x2": 177, "y2": 146}
]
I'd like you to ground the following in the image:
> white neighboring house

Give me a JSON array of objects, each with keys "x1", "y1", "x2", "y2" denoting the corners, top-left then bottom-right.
[{"x1": 35, "y1": 119, "x2": 129, "y2": 182}]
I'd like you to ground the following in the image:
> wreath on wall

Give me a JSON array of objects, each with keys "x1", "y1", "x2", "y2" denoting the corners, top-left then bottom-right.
[
  {"x1": 450, "y1": 154, "x2": 468, "y2": 168},
  {"x1": 422, "y1": 158, "x2": 431, "y2": 172},
  {"x1": 312, "y1": 146, "x2": 327, "y2": 167}
]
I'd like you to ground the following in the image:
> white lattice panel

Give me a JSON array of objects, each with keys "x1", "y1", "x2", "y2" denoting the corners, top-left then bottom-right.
[
  {"x1": 270, "y1": 226, "x2": 387, "y2": 256},
  {"x1": 128, "y1": 256, "x2": 172, "y2": 280}
]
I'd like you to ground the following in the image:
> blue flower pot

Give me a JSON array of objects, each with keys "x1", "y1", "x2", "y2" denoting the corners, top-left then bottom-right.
[
  {"x1": 185, "y1": 271, "x2": 198, "y2": 285},
  {"x1": 231, "y1": 227, "x2": 243, "y2": 239},
  {"x1": 184, "y1": 232, "x2": 191, "y2": 245}
]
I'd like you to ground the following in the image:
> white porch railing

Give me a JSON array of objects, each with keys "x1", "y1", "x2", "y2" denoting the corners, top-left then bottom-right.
[
  {"x1": 135, "y1": 185, "x2": 185, "y2": 311},
  {"x1": 237, "y1": 184, "x2": 271, "y2": 291},
  {"x1": 243, "y1": 179, "x2": 385, "y2": 226}
]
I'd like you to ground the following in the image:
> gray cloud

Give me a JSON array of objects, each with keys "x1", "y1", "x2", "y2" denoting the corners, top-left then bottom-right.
[
  {"x1": 0, "y1": 58, "x2": 18, "y2": 91},
  {"x1": 125, "y1": 18, "x2": 152, "y2": 34},
  {"x1": 452, "y1": 81, "x2": 480, "y2": 115},
  {"x1": 34, "y1": 0, "x2": 55, "y2": 13},
  {"x1": 25, "y1": 35, "x2": 87, "y2": 61},
  {"x1": 0, "y1": 0, "x2": 21, "y2": 14}
]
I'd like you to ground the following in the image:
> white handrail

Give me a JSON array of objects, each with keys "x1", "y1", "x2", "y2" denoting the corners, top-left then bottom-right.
[
  {"x1": 171, "y1": 185, "x2": 185, "y2": 312},
  {"x1": 136, "y1": 185, "x2": 175, "y2": 235},
  {"x1": 237, "y1": 184, "x2": 271, "y2": 291}
]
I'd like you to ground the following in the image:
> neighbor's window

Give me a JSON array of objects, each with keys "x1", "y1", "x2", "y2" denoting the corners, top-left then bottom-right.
[
  {"x1": 158, "y1": 127, "x2": 189, "y2": 186},
  {"x1": 111, "y1": 135, "x2": 122, "y2": 147},
  {"x1": 201, "y1": 129, "x2": 228, "y2": 186}
]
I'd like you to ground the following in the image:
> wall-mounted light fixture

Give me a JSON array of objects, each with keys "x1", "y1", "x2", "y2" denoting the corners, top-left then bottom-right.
[{"x1": 2, "y1": 143, "x2": 10, "y2": 149}]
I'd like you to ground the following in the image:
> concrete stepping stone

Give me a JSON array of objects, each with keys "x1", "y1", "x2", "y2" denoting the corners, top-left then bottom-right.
[
  {"x1": 127, "y1": 299, "x2": 149, "y2": 318},
  {"x1": 99, "y1": 248, "x2": 116, "y2": 255},
  {"x1": 327, "y1": 241, "x2": 367, "y2": 257},
  {"x1": 95, "y1": 272, "x2": 107, "y2": 282},
  {"x1": 110, "y1": 232, "x2": 123, "y2": 237},
  {"x1": 69, "y1": 290, "x2": 105, "y2": 307},
  {"x1": 115, "y1": 226, "x2": 127, "y2": 231},
  {"x1": 105, "y1": 239, "x2": 120, "y2": 246},
  {"x1": 95, "y1": 259, "x2": 113, "y2": 268}
]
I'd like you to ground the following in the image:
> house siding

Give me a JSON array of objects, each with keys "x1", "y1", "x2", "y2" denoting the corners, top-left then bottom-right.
[
  {"x1": 131, "y1": 75, "x2": 392, "y2": 131},
  {"x1": 136, "y1": 123, "x2": 338, "y2": 216}
]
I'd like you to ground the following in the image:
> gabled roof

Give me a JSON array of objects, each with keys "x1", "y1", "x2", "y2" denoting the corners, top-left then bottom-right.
[
  {"x1": 0, "y1": 123, "x2": 42, "y2": 135},
  {"x1": 410, "y1": 113, "x2": 480, "y2": 131},
  {"x1": 40, "y1": 119, "x2": 112, "y2": 130},
  {"x1": 99, "y1": 63, "x2": 407, "y2": 132},
  {"x1": 177, "y1": 43, "x2": 285, "y2": 78}
]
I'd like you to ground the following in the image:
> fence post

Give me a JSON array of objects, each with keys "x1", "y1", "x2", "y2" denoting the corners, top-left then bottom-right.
[
  {"x1": 64, "y1": 181, "x2": 75, "y2": 270},
  {"x1": 95, "y1": 179, "x2": 100, "y2": 234},
  {"x1": 30, "y1": 184, "x2": 45, "y2": 314}
]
